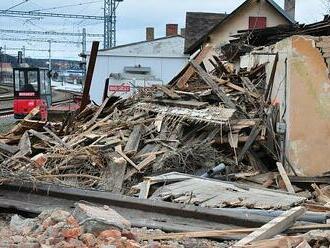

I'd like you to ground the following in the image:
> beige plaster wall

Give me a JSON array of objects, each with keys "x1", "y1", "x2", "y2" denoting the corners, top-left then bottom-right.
[{"x1": 209, "y1": 0, "x2": 289, "y2": 47}]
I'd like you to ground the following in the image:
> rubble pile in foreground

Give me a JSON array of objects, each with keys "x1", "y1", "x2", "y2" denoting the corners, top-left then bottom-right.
[{"x1": 0, "y1": 203, "x2": 226, "y2": 248}]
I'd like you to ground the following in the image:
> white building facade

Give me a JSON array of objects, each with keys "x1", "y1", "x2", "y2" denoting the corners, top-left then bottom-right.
[{"x1": 88, "y1": 36, "x2": 189, "y2": 104}]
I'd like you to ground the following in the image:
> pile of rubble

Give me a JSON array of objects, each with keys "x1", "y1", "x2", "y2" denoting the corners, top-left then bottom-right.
[
  {"x1": 0, "y1": 202, "x2": 226, "y2": 248},
  {"x1": 0, "y1": 32, "x2": 329, "y2": 247},
  {"x1": 0, "y1": 48, "x2": 276, "y2": 193}
]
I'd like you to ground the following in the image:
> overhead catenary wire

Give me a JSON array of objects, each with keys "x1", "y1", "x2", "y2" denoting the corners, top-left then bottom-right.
[
  {"x1": 30, "y1": 1, "x2": 103, "y2": 12},
  {"x1": 5, "y1": 0, "x2": 30, "y2": 12}
]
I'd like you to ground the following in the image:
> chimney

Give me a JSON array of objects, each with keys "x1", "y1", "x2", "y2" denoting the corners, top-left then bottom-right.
[
  {"x1": 284, "y1": 0, "x2": 295, "y2": 20},
  {"x1": 180, "y1": 28, "x2": 186, "y2": 38},
  {"x1": 166, "y1": 24, "x2": 178, "y2": 37},
  {"x1": 146, "y1": 27, "x2": 154, "y2": 41}
]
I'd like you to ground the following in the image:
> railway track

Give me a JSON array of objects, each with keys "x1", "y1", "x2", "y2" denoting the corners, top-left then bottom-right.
[
  {"x1": 0, "y1": 181, "x2": 329, "y2": 236},
  {"x1": 0, "y1": 107, "x2": 14, "y2": 116},
  {"x1": 0, "y1": 181, "x2": 260, "y2": 233},
  {"x1": 0, "y1": 95, "x2": 13, "y2": 102}
]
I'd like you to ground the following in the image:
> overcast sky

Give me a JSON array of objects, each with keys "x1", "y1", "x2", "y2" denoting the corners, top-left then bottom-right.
[{"x1": 0, "y1": 0, "x2": 327, "y2": 60}]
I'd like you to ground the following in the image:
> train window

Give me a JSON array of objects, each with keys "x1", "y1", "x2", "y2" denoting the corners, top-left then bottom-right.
[
  {"x1": 26, "y1": 71, "x2": 39, "y2": 92},
  {"x1": 40, "y1": 70, "x2": 46, "y2": 95},
  {"x1": 14, "y1": 70, "x2": 24, "y2": 92}
]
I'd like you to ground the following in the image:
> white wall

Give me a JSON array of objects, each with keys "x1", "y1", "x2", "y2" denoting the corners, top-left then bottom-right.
[{"x1": 90, "y1": 55, "x2": 188, "y2": 104}]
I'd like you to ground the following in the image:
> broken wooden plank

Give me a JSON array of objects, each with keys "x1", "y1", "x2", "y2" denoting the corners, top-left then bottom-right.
[
  {"x1": 190, "y1": 60, "x2": 237, "y2": 109},
  {"x1": 0, "y1": 142, "x2": 19, "y2": 154},
  {"x1": 139, "y1": 179, "x2": 152, "y2": 199},
  {"x1": 28, "y1": 130, "x2": 59, "y2": 146},
  {"x1": 176, "y1": 45, "x2": 213, "y2": 89},
  {"x1": 144, "y1": 98, "x2": 208, "y2": 109},
  {"x1": 115, "y1": 145, "x2": 140, "y2": 171},
  {"x1": 277, "y1": 162, "x2": 295, "y2": 194},
  {"x1": 101, "y1": 154, "x2": 127, "y2": 193},
  {"x1": 245, "y1": 236, "x2": 305, "y2": 248},
  {"x1": 233, "y1": 207, "x2": 306, "y2": 247},
  {"x1": 16, "y1": 131, "x2": 32, "y2": 157},
  {"x1": 151, "y1": 175, "x2": 306, "y2": 209},
  {"x1": 238, "y1": 124, "x2": 262, "y2": 162},
  {"x1": 43, "y1": 127, "x2": 70, "y2": 149},
  {"x1": 225, "y1": 82, "x2": 260, "y2": 99},
  {"x1": 125, "y1": 154, "x2": 156, "y2": 180},
  {"x1": 140, "y1": 223, "x2": 329, "y2": 241},
  {"x1": 157, "y1": 86, "x2": 180, "y2": 99},
  {"x1": 140, "y1": 227, "x2": 254, "y2": 240},
  {"x1": 124, "y1": 124, "x2": 143, "y2": 155},
  {"x1": 84, "y1": 96, "x2": 111, "y2": 129}
]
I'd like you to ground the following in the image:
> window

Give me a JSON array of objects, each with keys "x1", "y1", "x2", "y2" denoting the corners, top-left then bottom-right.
[{"x1": 249, "y1": 17, "x2": 267, "y2": 30}]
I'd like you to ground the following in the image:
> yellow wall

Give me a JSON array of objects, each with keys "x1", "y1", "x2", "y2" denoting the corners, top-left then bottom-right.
[
  {"x1": 241, "y1": 36, "x2": 330, "y2": 176},
  {"x1": 209, "y1": 0, "x2": 289, "y2": 47}
]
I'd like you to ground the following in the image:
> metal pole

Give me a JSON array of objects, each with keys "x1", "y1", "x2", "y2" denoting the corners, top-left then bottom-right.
[
  {"x1": 0, "y1": 47, "x2": 2, "y2": 84},
  {"x1": 22, "y1": 45, "x2": 25, "y2": 59},
  {"x1": 82, "y1": 28, "x2": 87, "y2": 76},
  {"x1": 82, "y1": 28, "x2": 87, "y2": 56},
  {"x1": 48, "y1": 40, "x2": 52, "y2": 71}
]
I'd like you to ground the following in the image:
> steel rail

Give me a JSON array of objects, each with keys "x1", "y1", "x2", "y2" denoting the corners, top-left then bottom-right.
[{"x1": 0, "y1": 181, "x2": 266, "y2": 234}]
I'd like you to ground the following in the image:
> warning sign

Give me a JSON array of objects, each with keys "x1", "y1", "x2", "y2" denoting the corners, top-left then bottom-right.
[{"x1": 109, "y1": 84, "x2": 131, "y2": 92}]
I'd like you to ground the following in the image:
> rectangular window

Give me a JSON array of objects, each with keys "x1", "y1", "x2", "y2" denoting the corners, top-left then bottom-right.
[{"x1": 249, "y1": 16, "x2": 267, "y2": 29}]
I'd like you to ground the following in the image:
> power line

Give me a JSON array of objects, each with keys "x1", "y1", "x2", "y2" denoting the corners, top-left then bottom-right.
[
  {"x1": 4, "y1": 47, "x2": 65, "y2": 52},
  {"x1": 5, "y1": 0, "x2": 30, "y2": 12},
  {"x1": 0, "y1": 29, "x2": 104, "y2": 38},
  {"x1": 30, "y1": 1, "x2": 103, "y2": 12},
  {"x1": 0, "y1": 37, "x2": 82, "y2": 45},
  {"x1": 0, "y1": 10, "x2": 104, "y2": 20}
]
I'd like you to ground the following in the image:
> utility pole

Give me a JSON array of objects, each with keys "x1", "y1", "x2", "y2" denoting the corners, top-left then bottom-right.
[
  {"x1": 22, "y1": 45, "x2": 26, "y2": 58},
  {"x1": 82, "y1": 28, "x2": 87, "y2": 76},
  {"x1": 0, "y1": 47, "x2": 2, "y2": 85},
  {"x1": 48, "y1": 40, "x2": 52, "y2": 71}
]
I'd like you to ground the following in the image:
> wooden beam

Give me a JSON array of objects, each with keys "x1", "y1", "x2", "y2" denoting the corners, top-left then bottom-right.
[
  {"x1": 233, "y1": 207, "x2": 306, "y2": 247},
  {"x1": 157, "y1": 86, "x2": 180, "y2": 99},
  {"x1": 140, "y1": 222, "x2": 328, "y2": 241},
  {"x1": 115, "y1": 145, "x2": 140, "y2": 171},
  {"x1": 190, "y1": 60, "x2": 236, "y2": 109},
  {"x1": 43, "y1": 127, "x2": 70, "y2": 149},
  {"x1": 85, "y1": 96, "x2": 111, "y2": 129},
  {"x1": 144, "y1": 98, "x2": 208, "y2": 109},
  {"x1": 176, "y1": 46, "x2": 213, "y2": 89},
  {"x1": 0, "y1": 142, "x2": 19, "y2": 154},
  {"x1": 80, "y1": 41, "x2": 99, "y2": 112},
  {"x1": 125, "y1": 154, "x2": 156, "y2": 180},
  {"x1": 140, "y1": 227, "x2": 254, "y2": 240},
  {"x1": 277, "y1": 162, "x2": 295, "y2": 194},
  {"x1": 124, "y1": 125, "x2": 143, "y2": 155},
  {"x1": 238, "y1": 124, "x2": 262, "y2": 162},
  {"x1": 101, "y1": 154, "x2": 127, "y2": 193}
]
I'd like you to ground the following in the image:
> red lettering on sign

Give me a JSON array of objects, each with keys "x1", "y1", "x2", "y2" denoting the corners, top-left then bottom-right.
[
  {"x1": 109, "y1": 85, "x2": 131, "y2": 92},
  {"x1": 19, "y1": 92, "x2": 36, "y2": 97}
]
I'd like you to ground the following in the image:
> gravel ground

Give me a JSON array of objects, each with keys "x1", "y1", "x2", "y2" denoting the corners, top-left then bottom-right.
[{"x1": 0, "y1": 115, "x2": 17, "y2": 134}]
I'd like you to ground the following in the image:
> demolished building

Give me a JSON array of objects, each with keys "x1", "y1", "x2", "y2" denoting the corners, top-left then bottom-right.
[{"x1": 0, "y1": 8, "x2": 329, "y2": 248}]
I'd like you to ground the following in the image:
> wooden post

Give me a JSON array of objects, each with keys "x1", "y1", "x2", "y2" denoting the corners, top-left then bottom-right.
[
  {"x1": 176, "y1": 45, "x2": 212, "y2": 89},
  {"x1": 80, "y1": 41, "x2": 99, "y2": 112},
  {"x1": 277, "y1": 162, "x2": 295, "y2": 193},
  {"x1": 233, "y1": 207, "x2": 306, "y2": 247}
]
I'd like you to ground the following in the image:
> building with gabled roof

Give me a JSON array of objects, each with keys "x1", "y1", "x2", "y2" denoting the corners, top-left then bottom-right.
[{"x1": 185, "y1": 0, "x2": 296, "y2": 54}]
